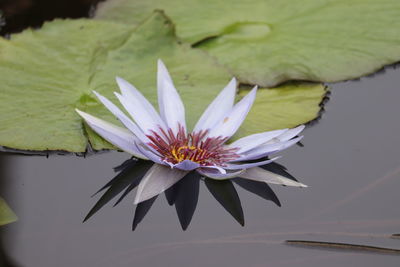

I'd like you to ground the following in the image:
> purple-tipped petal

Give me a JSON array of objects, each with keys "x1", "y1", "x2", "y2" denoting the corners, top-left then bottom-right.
[
  {"x1": 225, "y1": 157, "x2": 281, "y2": 170},
  {"x1": 173, "y1": 160, "x2": 200, "y2": 171},
  {"x1": 75, "y1": 109, "x2": 147, "y2": 159},
  {"x1": 276, "y1": 125, "x2": 305, "y2": 142},
  {"x1": 197, "y1": 168, "x2": 244, "y2": 180},
  {"x1": 134, "y1": 164, "x2": 188, "y2": 204},
  {"x1": 240, "y1": 167, "x2": 307, "y2": 187},
  {"x1": 193, "y1": 78, "x2": 237, "y2": 133},
  {"x1": 134, "y1": 142, "x2": 165, "y2": 165},
  {"x1": 229, "y1": 128, "x2": 288, "y2": 153},
  {"x1": 115, "y1": 77, "x2": 166, "y2": 134},
  {"x1": 208, "y1": 86, "x2": 257, "y2": 139},
  {"x1": 201, "y1": 165, "x2": 227, "y2": 174},
  {"x1": 234, "y1": 136, "x2": 303, "y2": 162}
]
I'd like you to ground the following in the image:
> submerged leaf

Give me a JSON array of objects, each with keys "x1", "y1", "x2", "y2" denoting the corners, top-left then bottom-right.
[
  {"x1": 97, "y1": 0, "x2": 400, "y2": 86},
  {"x1": 204, "y1": 178, "x2": 244, "y2": 226},
  {"x1": 0, "y1": 197, "x2": 17, "y2": 226}
]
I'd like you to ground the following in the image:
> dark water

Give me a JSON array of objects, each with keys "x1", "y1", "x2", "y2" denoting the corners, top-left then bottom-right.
[
  {"x1": 1, "y1": 67, "x2": 400, "y2": 266},
  {"x1": 0, "y1": 0, "x2": 101, "y2": 35}
]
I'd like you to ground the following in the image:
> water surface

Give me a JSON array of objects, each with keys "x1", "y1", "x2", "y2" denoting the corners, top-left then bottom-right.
[{"x1": 1, "y1": 68, "x2": 400, "y2": 266}]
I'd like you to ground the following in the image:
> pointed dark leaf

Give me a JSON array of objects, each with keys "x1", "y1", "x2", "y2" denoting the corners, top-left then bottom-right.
[
  {"x1": 233, "y1": 178, "x2": 281, "y2": 207},
  {"x1": 204, "y1": 178, "x2": 244, "y2": 226},
  {"x1": 83, "y1": 161, "x2": 153, "y2": 222},
  {"x1": 261, "y1": 162, "x2": 298, "y2": 181},
  {"x1": 174, "y1": 172, "x2": 201, "y2": 230},
  {"x1": 132, "y1": 196, "x2": 157, "y2": 231},
  {"x1": 91, "y1": 158, "x2": 139, "y2": 197}
]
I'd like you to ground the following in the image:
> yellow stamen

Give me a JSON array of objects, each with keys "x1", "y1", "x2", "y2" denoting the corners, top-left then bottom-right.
[{"x1": 172, "y1": 145, "x2": 205, "y2": 163}]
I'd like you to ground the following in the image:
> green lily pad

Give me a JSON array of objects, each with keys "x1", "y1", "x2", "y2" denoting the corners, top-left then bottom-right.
[
  {"x1": 234, "y1": 83, "x2": 327, "y2": 139},
  {"x1": 0, "y1": 12, "x2": 230, "y2": 152},
  {"x1": 0, "y1": 11, "x2": 326, "y2": 153},
  {"x1": 0, "y1": 197, "x2": 17, "y2": 226},
  {"x1": 96, "y1": 0, "x2": 400, "y2": 87}
]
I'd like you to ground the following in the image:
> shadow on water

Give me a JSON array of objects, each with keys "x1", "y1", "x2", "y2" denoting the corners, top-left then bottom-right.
[{"x1": 84, "y1": 159, "x2": 301, "y2": 231}]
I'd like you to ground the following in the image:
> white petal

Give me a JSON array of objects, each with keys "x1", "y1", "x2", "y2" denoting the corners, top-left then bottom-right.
[
  {"x1": 92, "y1": 91, "x2": 150, "y2": 144},
  {"x1": 240, "y1": 167, "x2": 308, "y2": 187},
  {"x1": 229, "y1": 128, "x2": 288, "y2": 153},
  {"x1": 208, "y1": 86, "x2": 257, "y2": 139},
  {"x1": 157, "y1": 59, "x2": 174, "y2": 120},
  {"x1": 115, "y1": 77, "x2": 166, "y2": 134},
  {"x1": 197, "y1": 168, "x2": 244, "y2": 180},
  {"x1": 234, "y1": 136, "x2": 303, "y2": 162},
  {"x1": 173, "y1": 160, "x2": 200, "y2": 171},
  {"x1": 75, "y1": 109, "x2": 147, "y2": 159},
  {"x1": 133, "y1": 142, "x2": 165, "y2": 165},
  {"x1": 275, "y1": 125, "x2": 305, "y2": 142},
  {"x1": 201, "y1": 165, "x2": 227, "y2": 174},
  {"x1": 193, "y1": 78, "x2": 237, "y2": 133},
  {"x1": 225, "y1": 156, "x2": 281, "y2": 170},
  {"x1": 134, "y1": 164, "x2": 188, "y2": 204},
  {"x1": 159, "y1": 79, "x2": 186, "y2": 134}
]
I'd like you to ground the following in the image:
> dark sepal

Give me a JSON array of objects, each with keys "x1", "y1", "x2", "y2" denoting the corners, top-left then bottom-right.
[
  {"x1": 204, "y1": 178, "x2": 244, "y2": 226},
  {"x1": 132, "y1": 196, "x2": 158, "y2": 231},
  {"x1": 83, "y1": 161, "x2": 153, "y2": 222},
  {"x1": 296, "y1": 141, "x2": 304, "y2": 147},
  {"x1": 113, "y1": 161, "x2": 153, "y2": 207},
  {"x1": 113, "y1": 157, "x2": 136, "y2": 172},
  {"x1": 233, "y1": 178, "x2": 281, "y2": 207},
  {"x1": 261, "y1": 162, "x2": 298, "y2": 182},
  {"x1": 165, "y1": 184, "x2": 178, "y2": 206},
  {"x1": 91, "y1": 158, "x2": 139, "y2": 197},
  {"x1": 174, "y1": 172, "x2": 201, "y2": 230}
]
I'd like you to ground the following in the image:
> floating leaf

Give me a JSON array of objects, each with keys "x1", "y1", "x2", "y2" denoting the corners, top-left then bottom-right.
[
  {"x1": 0, "y1": 12, "x2": 231, "y2": 152},
  {"x1": 0, "y1": 11, "x2": 326, "y2": 153},
  {"x1": 204, "y1": 178, "x2": 244, "y2": 226},
  {"x1": 234, "y1": 83, "x2": 326, "y2": 139},
  {"x1": 0, "y1": 197, "x2": 17, "y2": 226},
  {"x1": 96, "y1": 0, "x2": 400, "y2": 86}
]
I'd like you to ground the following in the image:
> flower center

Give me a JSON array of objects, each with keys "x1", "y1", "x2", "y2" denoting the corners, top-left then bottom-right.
[
  {"x1": 146, "y1": 125, "x2": 239, "y2": 167},
  {"x1": 171, "y1": 145, "x2": 205, "y2": 163}
]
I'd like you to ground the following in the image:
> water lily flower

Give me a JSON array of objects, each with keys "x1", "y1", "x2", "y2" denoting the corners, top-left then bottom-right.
[{"x1": 76, "y1": 60, "x2": 307, "y2": 204}]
